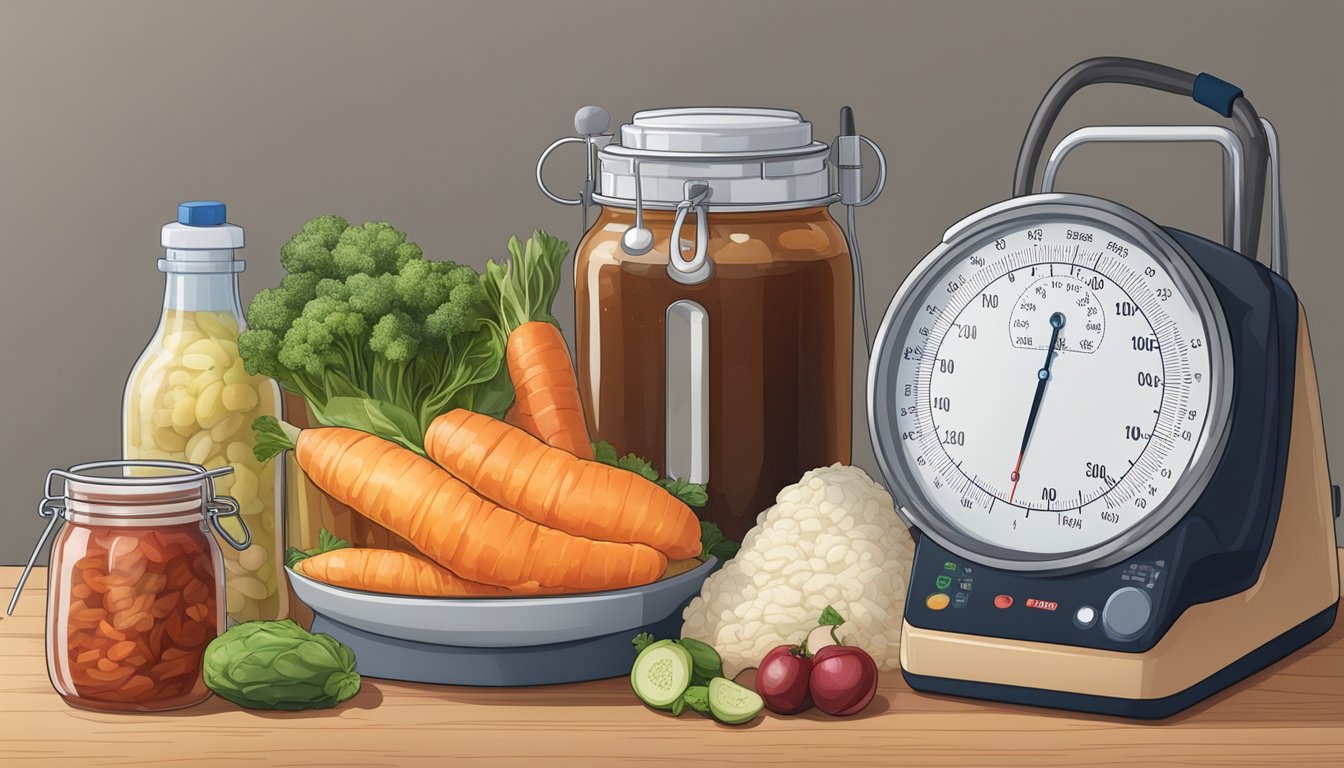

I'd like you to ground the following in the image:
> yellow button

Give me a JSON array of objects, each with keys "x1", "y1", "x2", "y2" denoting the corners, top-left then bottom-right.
[{"x1": 926, "y1": 593, "x2": 951, "y2": 611}]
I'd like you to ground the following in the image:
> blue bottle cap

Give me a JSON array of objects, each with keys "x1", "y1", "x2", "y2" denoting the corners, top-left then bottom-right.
[{"x1": 178, "y1": 201, "x2": 227, "y2": 227}]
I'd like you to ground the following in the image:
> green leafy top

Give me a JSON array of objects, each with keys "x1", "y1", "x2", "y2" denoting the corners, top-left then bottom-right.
[
  {"x1": 818, "y1": 605, "x2": 848, "y2": 647},
  {"x1": 697, "y1": 521, "x2": 740, "y2": 563},
  {"x1": 591, "y1": 440, "x2": 710, "y2": 509},
  {"x1": 285, "y1": 528, "x2": 351, "y2": 570},
  {"x1": 482, "y1": 232, "x2": 567, "y2": 334},
  {"x1": 239, "y1": 216, "x2": 567, "y2": 454}
]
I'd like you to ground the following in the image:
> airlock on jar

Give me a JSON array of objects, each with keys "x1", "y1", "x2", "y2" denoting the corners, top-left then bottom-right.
[
  {"x1": 538, "y1": 107, "x2": 886, "y2": 541},
  {"x1": 7, "y1": 460, "x2": 250, "y2": 713}
]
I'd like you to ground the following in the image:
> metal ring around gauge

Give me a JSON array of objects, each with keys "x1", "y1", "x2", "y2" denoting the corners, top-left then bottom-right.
[{"x1": 867, "y1": 193, "x2": 1234, "y2": 575}]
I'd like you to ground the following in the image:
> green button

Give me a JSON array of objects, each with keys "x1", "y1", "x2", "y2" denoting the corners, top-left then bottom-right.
[
  {"x1": 943, "y1": 561, "x2": 958, "y2": 572},
  {"x1": 935, "y1": 575, "x2": 952, "y2": 590}
]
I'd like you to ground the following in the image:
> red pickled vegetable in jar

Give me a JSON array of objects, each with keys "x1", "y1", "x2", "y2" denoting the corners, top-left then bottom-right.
[{"x1": 16, "y1": 461, "x2": 250, "y2": 712}]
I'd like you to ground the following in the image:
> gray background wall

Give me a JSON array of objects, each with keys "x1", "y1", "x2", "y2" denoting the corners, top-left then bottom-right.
[{"x1": 2, "y1": 0, "x2": 1341, "y2": 563}]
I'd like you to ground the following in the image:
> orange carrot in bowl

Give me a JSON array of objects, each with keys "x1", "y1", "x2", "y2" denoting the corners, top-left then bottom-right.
[
  {"x1": 425, "y1": 409, "x2": 702, "y2": 560},
  {"x1": 254, "y1": 417, "x2": 667, "y2": 591},
  {"x1": 295, "y1": 548, "x2": 565, "y2": 597},
  {"x1": 507, "y1": 321, "x2": 593, "y2": 459},
  {"x1": 481, "y1": 233, "x2": 589, "y2": 457}
]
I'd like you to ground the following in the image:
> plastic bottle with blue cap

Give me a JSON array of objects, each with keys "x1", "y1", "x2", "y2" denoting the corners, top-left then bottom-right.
[{"x1": 122, "y1": 201, "x2": 288, "y2": 625}]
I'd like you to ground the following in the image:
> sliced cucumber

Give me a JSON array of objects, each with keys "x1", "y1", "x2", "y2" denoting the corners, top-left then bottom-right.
[
  {"x1": 677, "y1": 637, "x2": 723, "y2": 685},
  {"x1": 708, "y1": 677, "x2": 764, "y2": 725},
  {"x1": 631, "y1": 639, "x2": 693, "y2": 709}
]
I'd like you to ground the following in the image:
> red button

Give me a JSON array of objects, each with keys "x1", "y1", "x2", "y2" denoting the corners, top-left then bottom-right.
[{"x1": 994, "y1": 595, "x2": 1013, "y2": 609}]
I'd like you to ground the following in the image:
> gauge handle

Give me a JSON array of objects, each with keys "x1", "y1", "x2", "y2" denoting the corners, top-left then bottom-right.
[
  {"x1": 1012, "y1": 57, "x2": 1268, "y2": 262},
  {"x1": 1041, "y1": 126, "x2": 1245, "y2": 255}
]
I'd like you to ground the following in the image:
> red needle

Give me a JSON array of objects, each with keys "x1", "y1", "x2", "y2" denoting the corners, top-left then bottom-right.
[{"x1": 1009, "y1": 453, "x2": 1024, "y2": 502}]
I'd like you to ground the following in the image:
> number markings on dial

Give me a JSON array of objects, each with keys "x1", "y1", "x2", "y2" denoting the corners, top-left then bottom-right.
[
  {"x1": 889, "y1": 222, "x2": 1216, "y2": 555},
  {"x1": 923, "y1": 257, "x2": 1164, "y2": 507}
]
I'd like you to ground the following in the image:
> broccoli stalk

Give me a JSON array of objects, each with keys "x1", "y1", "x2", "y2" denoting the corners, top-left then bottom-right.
[{"x1": 238, "y1": 216, "x2": 567, "y2": 454}]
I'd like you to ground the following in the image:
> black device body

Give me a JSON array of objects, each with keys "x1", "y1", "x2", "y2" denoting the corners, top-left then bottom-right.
[{"x1": 901, "y1": 228, "x2": 1338, "y2": 718}]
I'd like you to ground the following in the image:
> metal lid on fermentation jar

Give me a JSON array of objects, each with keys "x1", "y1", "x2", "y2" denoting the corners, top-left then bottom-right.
[
  {"x1": 594, "y1": 107, "x2": 836, "y2": 210},
  {"x1": 49, "y1": 461, "x2": 237, "y2": 527}
]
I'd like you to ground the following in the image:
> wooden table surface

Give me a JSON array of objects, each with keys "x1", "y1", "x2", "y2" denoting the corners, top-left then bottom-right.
[{"x1": 3, "y1": 562, "x2": 1343, "y2": 767}]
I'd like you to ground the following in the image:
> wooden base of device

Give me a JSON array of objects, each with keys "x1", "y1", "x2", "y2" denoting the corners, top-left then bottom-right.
[{"x1": 900, "y1": 305, "x2": 1341, "y2": 718}]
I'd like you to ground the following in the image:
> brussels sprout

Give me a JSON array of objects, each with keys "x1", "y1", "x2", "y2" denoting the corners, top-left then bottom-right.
[{"x1": 203, "y1": 620, "x2": 360, "y2": 710}]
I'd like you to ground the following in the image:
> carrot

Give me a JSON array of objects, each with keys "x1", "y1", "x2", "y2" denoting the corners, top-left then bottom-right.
[
  {"x1": 425, "y1": 409, "x2": 702, "y2": 560},
  {"x1": 504, "y1": 401, "x2": 525, "y2": 430},
  {"x1": 507, "y1": 321, "x2": 594, "y2": 459},
  {"x1": 296, "y1": 548, "x2": 564, "y2": 597},
  {"x1": 253, "y1": 417, "x2": 667, "y2": 591}
]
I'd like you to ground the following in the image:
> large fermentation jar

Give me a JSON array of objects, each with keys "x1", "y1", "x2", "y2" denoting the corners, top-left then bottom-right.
[{"x1": 539, "y1": 107, "x2": 885, "y2": 540}]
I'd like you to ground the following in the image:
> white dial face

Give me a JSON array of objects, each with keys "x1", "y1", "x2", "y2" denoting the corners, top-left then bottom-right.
[{"x1": 887, "y1": 218, "x2": 1219, "y2": 558}]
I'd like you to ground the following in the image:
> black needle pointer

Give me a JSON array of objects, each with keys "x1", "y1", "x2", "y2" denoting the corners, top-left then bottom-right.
[{"x1": 1008, "y1": 312, "x2": 1065, "y2": 502}]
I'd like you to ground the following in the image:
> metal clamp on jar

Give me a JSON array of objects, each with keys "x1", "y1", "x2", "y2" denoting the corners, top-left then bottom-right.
[{"x1": 537, "y1": 106, "x2": 886, "y2": 540}]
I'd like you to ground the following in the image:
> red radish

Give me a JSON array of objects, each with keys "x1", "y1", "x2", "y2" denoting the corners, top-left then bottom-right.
[
  {"x1": 756, "y1": 645, "x2": 814, "y2": 714},
  {"x1": 810, "y1": 645, "x2": 879, "y2": 716}
]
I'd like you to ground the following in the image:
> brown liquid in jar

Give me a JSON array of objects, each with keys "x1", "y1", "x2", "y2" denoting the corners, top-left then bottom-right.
[{"x1": 575, "y1": 206, "x2": 853, "y2": 541}]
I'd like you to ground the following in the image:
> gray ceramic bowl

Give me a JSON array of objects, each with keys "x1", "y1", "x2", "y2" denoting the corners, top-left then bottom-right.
[{"x1": 286, "y1": 557, "x2": 718, "y2": 687}]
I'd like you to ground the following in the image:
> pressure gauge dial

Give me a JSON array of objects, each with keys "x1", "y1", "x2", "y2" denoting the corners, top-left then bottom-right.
[{"x1": 869, "y1": 194, "x2": 1233, "y2": 573}]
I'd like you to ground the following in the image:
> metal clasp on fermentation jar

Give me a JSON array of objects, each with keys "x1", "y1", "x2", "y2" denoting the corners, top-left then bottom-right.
[
  {"x1": 668, "y1": 181, "x2": 713, "y2": 285},
  {"x1": 202, "y1": 497, "x2": 251, "y2": 554}
]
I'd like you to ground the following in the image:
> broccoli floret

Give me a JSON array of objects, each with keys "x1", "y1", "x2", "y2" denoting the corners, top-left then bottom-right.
[
  {"x1": 237, "y1": 327, "x2": 283, "y2": 377},
  {"x1": 395, "y1": 259, "x2": 484, "y2": 322},
  {"x1": 331, "y1": 221, "x2": 421, "y2": 278},
  {"x1": 277, "y1": 315, "x2": 336, "y2": 378},
  {"x1": 277, "y1": 215, "x2": 350, "y2": 278},
  {"x1": 298, "y1": 214, "x2": 351, "y2": 244},
  {"x1": 245, "y1": 288, "x2": 296, "y2": 334},
  {"x1": 306, "y1": 295, "x2": 367, "y2": 338},
  {"x1": 425, "y1": 283, "x2": 487, "y2": 338},
  {"x1": 280, "y1": 235, "x2": 339, "y2": 277},
  {"x1": 315, "y1": 278, "x2": 351, "y2": 301},
  {"x1": 369, "y1": 311, "x2": 421, "y2": 362},
  {"x1": 346, "y1": 273, "x2": 399, "y2": 322}
]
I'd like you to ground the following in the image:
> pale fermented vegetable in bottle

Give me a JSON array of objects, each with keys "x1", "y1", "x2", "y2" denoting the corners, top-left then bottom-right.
[{"x1": 123, "y1": 202, "x2": 286, "y2": 623}]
